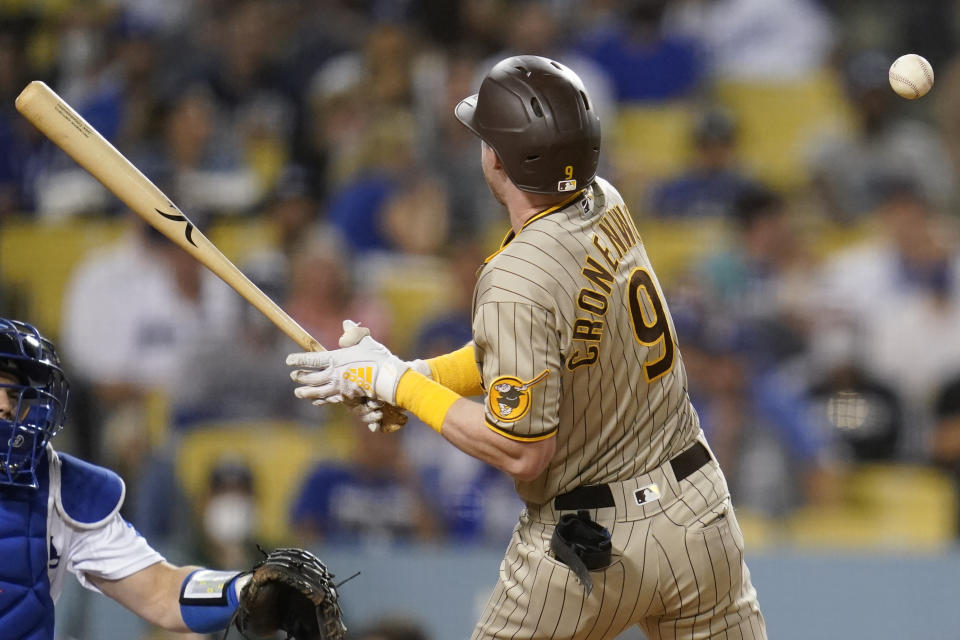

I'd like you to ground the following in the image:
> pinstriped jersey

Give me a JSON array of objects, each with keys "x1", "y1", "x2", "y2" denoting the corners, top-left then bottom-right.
[{"x1": 472, "y1": 177, "x2": 702, "y2": 506}]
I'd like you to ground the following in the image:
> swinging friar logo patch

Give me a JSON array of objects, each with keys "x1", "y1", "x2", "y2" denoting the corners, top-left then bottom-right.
[{"x1": 488, "y1": 370, "x2": 550, "y2": 422}]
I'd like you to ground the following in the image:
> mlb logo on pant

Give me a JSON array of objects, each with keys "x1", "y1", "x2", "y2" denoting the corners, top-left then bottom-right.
[{"x1": 634, "y1": 483, "x2": 661, "y2": 505}]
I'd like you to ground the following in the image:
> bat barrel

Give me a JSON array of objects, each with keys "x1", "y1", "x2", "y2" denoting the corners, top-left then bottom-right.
[
  {"x1": 14, "y1": 81, "x2": 322, "y2": 353},
  {"x1": 16, "y1": 80, "x2": 405, "y2": 430}
]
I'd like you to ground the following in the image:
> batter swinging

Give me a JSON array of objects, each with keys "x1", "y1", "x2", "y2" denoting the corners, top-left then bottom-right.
[{"x1": 287, "y1": 55, "x2": 767, "y2": 640}]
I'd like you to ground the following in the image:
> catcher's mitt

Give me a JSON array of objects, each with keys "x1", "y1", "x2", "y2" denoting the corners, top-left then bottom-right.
[{"x1": 234, "y1": 547, "x2": 346, "y2": 640}]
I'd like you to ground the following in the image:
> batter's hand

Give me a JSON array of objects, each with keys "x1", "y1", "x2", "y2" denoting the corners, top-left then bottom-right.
[
  {"x1": 287, "y1": 320, "x2": 410, "y2": 406},
  {"x1": 337, "y1": 321, "x2": 431, "y2": 433},
  {"x1": 337, "y1": 320, "x2": 386, "y2": 429}
]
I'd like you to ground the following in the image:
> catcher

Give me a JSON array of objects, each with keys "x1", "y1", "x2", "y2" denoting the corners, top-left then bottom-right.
[{"x1": 0, "y1": 317, "x2": 344, "y2": 640}]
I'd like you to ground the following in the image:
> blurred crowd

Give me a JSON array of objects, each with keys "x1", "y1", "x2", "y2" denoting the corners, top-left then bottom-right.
[{"x1": 5, "y1": 3, "x2": 960, "y2": 630}]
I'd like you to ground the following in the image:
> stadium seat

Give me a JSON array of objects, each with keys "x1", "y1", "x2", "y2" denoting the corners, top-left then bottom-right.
[
  {"x1": 207, "y1": 216, "x2": 277, "y2": 262},
  {"x1": 611, "y1": 102, "x2": 697, "y2": 179},
  {"x1": 0, "y1": 216, "x2": 275, "y2": 341},
  {"x1": 733, "y1": 508, "x2": 780, "y2": 550},
  {"x1": 174, "y1": 417, "x2": 354, "y2": 543},
  {"x1": 608, "y1": 102, "x2": 697, "y2": 209},
  {"x1": 806, "y1": 217, "x2": 879, "y2": 260},
  {"x1": 0, "y1": 217, "x2": 125, "y2": 338},
  {"x1": 636, "y1": 217, "x2": 734, "y2": 286},
  {"x1": 358, "y1": 253, "x2": 456, "y2": 355},
  {"x1": 786, "y1": 463, "x2": 957, "y2": 550},
  {"x1": 714, "y1": 70, "x2": 854, "y2": 191}
]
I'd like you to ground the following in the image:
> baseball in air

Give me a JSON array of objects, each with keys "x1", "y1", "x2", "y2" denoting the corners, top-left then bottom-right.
[{"x1": 888, "y1": 54, "x2": 934, "y2": 99}]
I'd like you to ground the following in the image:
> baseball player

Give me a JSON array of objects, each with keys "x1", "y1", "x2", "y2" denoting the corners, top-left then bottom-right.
[
  {"x1": 0, "y1": 317, "x2": 340, "y2": 639},
  {"x1": 288, "y1": 55, "x2": 766, "y2": 639}
]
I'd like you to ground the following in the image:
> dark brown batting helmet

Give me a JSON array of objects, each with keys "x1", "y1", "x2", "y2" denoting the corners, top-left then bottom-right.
[{"x1": 455, "y1": 55, "x2": 602, "y2": 195}]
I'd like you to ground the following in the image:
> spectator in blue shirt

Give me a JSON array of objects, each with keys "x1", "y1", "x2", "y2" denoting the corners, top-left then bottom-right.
[
  {"x1": 290, "y1": 425, "x2": 439, "y2": 545},
  {"x1": 648, "y1": 107, "x2": 763, "y2": 219}
]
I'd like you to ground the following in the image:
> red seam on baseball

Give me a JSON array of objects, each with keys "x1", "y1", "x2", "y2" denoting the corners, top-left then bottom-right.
[
  {"x1": 890, "y1": 72, "x2": 921, "y2": 98},
  {"x1": 921, "y1": 62, "x2": 934, "y2": 87}
]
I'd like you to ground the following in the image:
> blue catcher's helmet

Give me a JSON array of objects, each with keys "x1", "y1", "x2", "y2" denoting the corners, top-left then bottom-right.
[{"x1": 0, "y1": 319, "x2": 69, "y2": 488}]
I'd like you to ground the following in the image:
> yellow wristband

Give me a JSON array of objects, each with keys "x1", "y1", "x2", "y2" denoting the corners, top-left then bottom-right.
[
  {"x1": 426, "y1": 344, "x2": 484, "y2": 396},
  {"x1": 395, "y1": 370, "x2": 462, "y2": 434}
]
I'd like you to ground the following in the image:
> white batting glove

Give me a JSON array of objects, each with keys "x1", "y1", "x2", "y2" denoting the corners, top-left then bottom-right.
[
  {"x1": 348, "y1": 360, "x2": 430, "y2": 431},
  {"x1": 337, "y1": 321, "x2": 387, "y2": 431},
  {"x1": 338, "y1": 319, "x2": 431, "y2": 379},
  {"x1": 287, "y1": 320, "x2": 410, "y2": 406},
  {"x1": 336, "y1": 322, "x2": 431, "y2": 432}
]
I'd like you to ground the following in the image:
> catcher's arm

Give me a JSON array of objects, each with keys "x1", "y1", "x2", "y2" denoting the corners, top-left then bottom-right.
[
  {"x1": 87, "y1": 561, "x2": 242, "y2": 633},
  {"x1": 88, "y1": 563, "x2": 193, "y2": 631},
  {"x1": 90, "y1": 547, "x2": 345, "y2": 638}
]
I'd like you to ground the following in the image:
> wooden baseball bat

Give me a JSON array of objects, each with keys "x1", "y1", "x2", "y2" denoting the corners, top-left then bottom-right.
[{"x1": 15, "y1": 80, "x2": 406, "y2": 431}]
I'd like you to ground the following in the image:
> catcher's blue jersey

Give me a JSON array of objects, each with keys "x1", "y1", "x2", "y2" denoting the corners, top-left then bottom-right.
[
  {"x1": 0, "y1": 449, "x2": 127, "y2": 640},
  {"x1": 0, "y1": 453, "x2": 56, "y2": 640}
]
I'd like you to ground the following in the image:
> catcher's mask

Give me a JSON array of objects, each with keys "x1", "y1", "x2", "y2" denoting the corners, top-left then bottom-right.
[
  {"x1": 0, "y1": 319, "x2": 69, "y2": 489},
  {"x1": 455, "y1": 54, "x2": 602, "y2": 195}
]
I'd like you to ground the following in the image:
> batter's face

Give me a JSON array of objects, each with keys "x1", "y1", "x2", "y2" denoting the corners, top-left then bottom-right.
[{"x1": 481, "y1": 142, "x2": 508, "y2": 206}]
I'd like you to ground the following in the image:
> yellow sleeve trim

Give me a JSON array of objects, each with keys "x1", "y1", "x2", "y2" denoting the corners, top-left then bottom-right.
[
  {"x1": 484, "y1": 419, "x2": 558, "y2": 442},
  {"x1": 427, "y1": 344, "x2": 484, "y2": 396},
  {"x1": 396, "y1": 370, "x2": 462, "y2": 434}
]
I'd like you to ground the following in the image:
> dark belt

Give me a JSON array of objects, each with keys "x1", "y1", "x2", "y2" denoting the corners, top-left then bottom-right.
[{"x1": 553, "y1": 441, "x2": 712, "y2": 511}]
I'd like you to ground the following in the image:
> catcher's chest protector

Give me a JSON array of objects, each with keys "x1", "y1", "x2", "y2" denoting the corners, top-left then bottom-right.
[{"x1": 0, "y1": 455, "x2": 56, "y2": 640}]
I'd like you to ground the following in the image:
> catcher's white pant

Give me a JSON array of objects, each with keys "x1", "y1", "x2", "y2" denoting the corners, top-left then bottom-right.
[{"x1": 472, "y1": 443, "x2": 766, "y2": 640}]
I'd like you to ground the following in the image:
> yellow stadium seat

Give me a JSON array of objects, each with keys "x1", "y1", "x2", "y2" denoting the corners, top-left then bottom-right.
[
  {"x1": 0, "y1": 216, "x2": 276, "y2": 342},
  {"x1": 174, "y1": 417, "x2": 354, "y2": 544},
  {"x1": 0, "y1": 217, "x2": 125, "y2": 339},
  {"x1": 636, "y1": 217, "x2": 734, "y2": 286},
  {"x1": 611, "y1": 102, "x2": 697, "y2": 179},
  {"x1": 609, "y1": 102, "x2": 697, "y2": 209},
  {"x1": 3, "y1": 0, "x2": 75, "y2": 17},
  {"x1": 714, "y1": 70, "x2": 854, "y2": 191},
  {"x1": 244, "y1": 137, "x2": 289, "y2": 196},
  {"x1": 786, "y1": 463, "x2": 957, "y2": 550},
  {"x1": 364, "y1": 254, "x2": 455, "y2": 355},
  {"x1": 848, "y1": 464, "x2": 957, "y2": 546},
  {"x1": 207, "y1": 217, "x2": 278, "y2": 263},
  {"x1": 806, "y1": 218, "x2": 879, "y2": 261},
  {"x1": 733, "y1": 508, "x2": 780, "y2": 551}
]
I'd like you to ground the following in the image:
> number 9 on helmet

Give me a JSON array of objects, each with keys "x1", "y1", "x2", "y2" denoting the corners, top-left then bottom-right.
[{"x1": 0, "y1": 319, "x2": 69, "y2": 488}]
